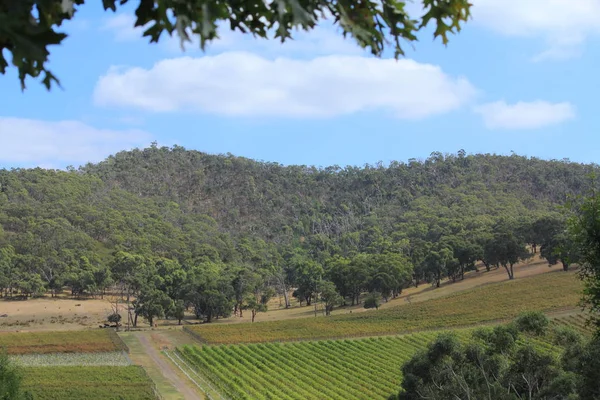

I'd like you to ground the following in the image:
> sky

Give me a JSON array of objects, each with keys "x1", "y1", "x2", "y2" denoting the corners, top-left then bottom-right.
[{"x1": 0, "y1": 0, "x2": 599, "y2": 169}]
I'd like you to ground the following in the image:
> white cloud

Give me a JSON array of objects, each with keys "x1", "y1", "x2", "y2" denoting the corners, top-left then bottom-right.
[
  {"x1": 93, "y1": 52, "x2": 476, "y2": 119},
  {"x1": 473, "y1": 100, "x2": 576, "y2": 130},
  {"x1": 101, "y1": 13, "x2": 141, "y2": 42},
  {"x1": 471, "y1": 0, "x2": 600, "y2": 60},
  {"x1": 0, "y1": 117, "x2": 153, "y2": 166}
]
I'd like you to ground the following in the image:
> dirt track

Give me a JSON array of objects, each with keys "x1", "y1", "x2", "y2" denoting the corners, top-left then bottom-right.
[{"x1": 134, "y1": 332, "x2": 201, "y2": 400}]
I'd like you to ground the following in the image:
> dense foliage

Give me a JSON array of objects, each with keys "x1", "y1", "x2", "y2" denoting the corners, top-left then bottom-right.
[
  {"x1": 393, "y1": 312, "x2": 600, "y2": 400},
  {"x1": 0, "y1": 146, "x2": 597, "y2": 325},
  {"x1": 569, "y1": 190, "x2": 600, "y2": 330},
  {"x1": 1, "y1": 1, "x2": 471, "y2": 90},
  {"x1": 0, "y1": 351, "x2": 28, "y2": 400}
]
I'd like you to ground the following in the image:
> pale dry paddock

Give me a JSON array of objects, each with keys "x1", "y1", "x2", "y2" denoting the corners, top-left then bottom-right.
[
  {"x1": 0, "y1": 254, "x2": 562, "y2": 331},
  {"x1": 0, "y1": 296, "x2": 117, "y2": 332}
]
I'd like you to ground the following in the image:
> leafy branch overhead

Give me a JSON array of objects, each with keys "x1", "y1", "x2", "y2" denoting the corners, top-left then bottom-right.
[{"x1": 0, "y1": 0, "x2": 472, "y2": 90}]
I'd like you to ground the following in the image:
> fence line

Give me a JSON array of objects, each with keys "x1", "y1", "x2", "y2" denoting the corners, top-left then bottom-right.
[{"x1": 163, "y1": 350, "x2": 223, "y2": 400}]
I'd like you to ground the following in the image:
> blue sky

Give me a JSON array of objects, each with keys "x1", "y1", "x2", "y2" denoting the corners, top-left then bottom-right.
[{"x1": 1, "y1": 0, "x2": 599, "y2": 169}]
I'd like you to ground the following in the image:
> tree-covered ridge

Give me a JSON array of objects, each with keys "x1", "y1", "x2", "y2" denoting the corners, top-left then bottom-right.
[
  {"x1": 84, "y1": 146, "x2": 598, "y2": 239},
  {"x1": 0, "y1": 146, "x2": 597, "y2": 325}
]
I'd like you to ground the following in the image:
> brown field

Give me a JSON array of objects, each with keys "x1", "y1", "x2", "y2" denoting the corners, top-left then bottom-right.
[
  {"x1": 0, "y1": 296, "x2": 116, "y2": 331},
  {"x1": 0, "y1": 329, "x2": 122, "y2": 354}
]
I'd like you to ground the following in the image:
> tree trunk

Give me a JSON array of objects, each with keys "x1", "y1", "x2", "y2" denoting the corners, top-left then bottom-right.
[
  {"x1": 282, "y1": 289, "x2": 291, "y2": 309},
  {"x1": 251, "y1": 310, "x2": 256, "y2": 323},
  {"x1": 503, "y1": 264, "x2": 514, "y2": 280},
  {"x1": 562, "y1": 262, "x2": 569, "y2": 272},
  {"x1": 483, "y1": 261, "x2": 491, "y2": 272}
]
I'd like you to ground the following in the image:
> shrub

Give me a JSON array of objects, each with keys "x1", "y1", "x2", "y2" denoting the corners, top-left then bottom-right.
[
  {"x1": 107, "y1": 313, "x2": 122, "y2": 325},
  {"x1": 514, "y1": 311, "x2": 549, "y2": 336},
  {"x1": 552, "y1": 325, "x2": 583, "y2": 347},
  {"x1": 364, "y1": 292, "x2": 381, "y2": 310}
]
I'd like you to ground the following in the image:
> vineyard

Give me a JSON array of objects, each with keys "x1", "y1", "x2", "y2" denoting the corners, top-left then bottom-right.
[
  {"x1": 0, "y1": 329, "x2": 124, "y2": 354},
  {"x1": 171, "y1": 329, "x2": 559, "y2": 400},
  {"x1": 552, "y1": 313, "x2": 594, "y2": 335},
  {"x1": 21, "y1": 366, "x2": 159, "y2": 400},
  {"x1": 188, "y1": 271, "x2": 582, "y2": 344}
]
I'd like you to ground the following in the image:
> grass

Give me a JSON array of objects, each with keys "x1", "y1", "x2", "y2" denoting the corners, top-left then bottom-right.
[
  {"x1": 188, "y1": 271, "x2": 582, "y2": 344},
  {"x1": 21, "y1": 366, "x2": 159, "y2": 400},
  {"x1": 0, "y1": 329, "x2": 123, "y2": 354}
]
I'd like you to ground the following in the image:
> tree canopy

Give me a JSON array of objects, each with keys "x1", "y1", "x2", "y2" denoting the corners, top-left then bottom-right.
[
  {"x1": 569, "y1": 189, "x2": 600, "y2": 330},
  {"x1": 393, "y1": 312, "x2": 600, "y2": 400},
  {"x1": 0, "y1": 0, "x2": 471, "y2": 90}
]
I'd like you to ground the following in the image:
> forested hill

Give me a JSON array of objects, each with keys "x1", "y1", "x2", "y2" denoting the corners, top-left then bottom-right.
[
  {"x1": 82, "y1": 145, "x2": 597, "y2": 240},
  {"x1": 0, "y1": 145, "x2": 598, "y2": 302}
]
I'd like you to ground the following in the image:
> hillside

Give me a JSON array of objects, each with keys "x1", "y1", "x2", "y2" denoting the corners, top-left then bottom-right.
[
  {"x1": 0, "y1": 146, "x2": 597, "y2": 326},
  {"x1": 82, "y1": 146, "x2": 598, "y2": 244}
]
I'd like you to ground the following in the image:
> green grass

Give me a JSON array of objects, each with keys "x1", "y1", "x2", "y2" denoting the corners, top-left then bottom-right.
[
  {"x1": 0, "y1": 329, "x2": 123, "y2": 354},
  {"x1": 21, "y1": 366, "x2": 159, "y2": 400},
  {"x1": 188, "y1": 271, "x2": 582, "y2": 344}
]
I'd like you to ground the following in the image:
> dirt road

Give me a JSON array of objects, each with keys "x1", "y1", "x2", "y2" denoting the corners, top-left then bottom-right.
[{"x1": 122, "y1": 331, "x2": 202, "y2": 400}]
